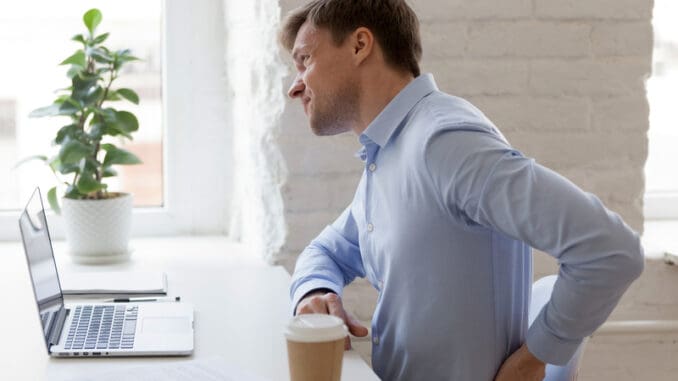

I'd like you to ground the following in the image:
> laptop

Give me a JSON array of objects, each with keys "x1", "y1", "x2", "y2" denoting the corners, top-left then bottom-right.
[{"x1": 19, "y1": 188, "x2": 194, "y2": 357}]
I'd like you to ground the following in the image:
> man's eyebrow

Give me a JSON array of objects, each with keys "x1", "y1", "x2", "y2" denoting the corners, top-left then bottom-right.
[{"x1": 292, "y1": 44, "x2": 308, "y2": 61}]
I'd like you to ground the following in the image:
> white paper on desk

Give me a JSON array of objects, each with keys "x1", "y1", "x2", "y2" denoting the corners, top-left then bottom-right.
[
  {"x1": 60, "y1": 271, "x2": 167, "y2": 295},
  {"x1": 65, "y1": 357, "x2": 271, "y2": 381}
]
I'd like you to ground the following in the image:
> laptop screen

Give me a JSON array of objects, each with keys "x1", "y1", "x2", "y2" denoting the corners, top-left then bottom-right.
[{"x1": 18, "y1": 188, "x2": 64, "y2": 347}]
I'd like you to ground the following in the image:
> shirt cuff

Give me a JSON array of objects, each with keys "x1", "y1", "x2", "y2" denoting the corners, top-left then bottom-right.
[
  {"x1": 526, "y1": 310, "x2": 583, "y2": 366},
  {"x1": 290, "y1": 280, "x2": 343, "y2": 316}
]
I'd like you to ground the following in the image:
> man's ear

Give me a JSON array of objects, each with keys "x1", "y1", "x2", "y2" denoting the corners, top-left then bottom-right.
[{"x1": 351, "y1": 27, "x2": 374, "y2": 66}]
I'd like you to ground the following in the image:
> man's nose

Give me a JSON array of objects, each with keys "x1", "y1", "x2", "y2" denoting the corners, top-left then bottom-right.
[{"x1": 288, "y1": 75, "x2": 305, "y2": 99}]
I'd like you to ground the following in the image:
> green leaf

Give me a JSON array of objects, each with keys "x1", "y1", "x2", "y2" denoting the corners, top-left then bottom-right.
[
  {"x1": 48, "y1": 157, "x2": 78, "y2": 176},
  {"x1": 71, "y1": 74, "x2": 99, "y2": 105},
  {"x1": 72, "y1": 34, "x2": 86, "y2": 44},
  {"x1": 55, "y1": 124, "x2": 79, "y2": 144},
  {"x1": 95, "y1": 67, "x2": 112, "y2": 76},
  {"x1": 59, "y1": 139, "x2": 92, "y2": 165},
  {"x1": 102, "y1": 166, "x2": 118, "y2": 177},
  {"x1": 47, "y1": 187, "x2": 61, "y2": 215},
  {"x1": 98, "y1": 110, "x2": 130, "y2": 139},
  {"x1": 87, "y1": 123, "x2": 105, "y2": 140},
  {"x1": 64, "y1": 184, "x2": 81, "y2": 199},
  {"x1": 80, "y1": 86, "x2": 103, "y2": 107},
  {"x1": 78, "y1": 157, "x2": 98, "y2": 174},
  {"x1": 117, "y1": 49, "x2": 140, "y2": 62},
  {"x1": 76, "y1": 170, "x2": 106, "y2": 194},
  {"x1": 118, "y1": 55, "x2": 140, "y2": 63},
  {"x1": 116, "y1": 88, "x2": 139, "y2": 104},
  {"x1": 98, "y1": 108, "x2": 116, "y2": 122},
  {"x1": 88, "y1": 47, "x2": 113, "y2": 63},
  {"x1": 100, "y1": 110, "x2": 139, "y2": 139},
  {"x1": 48, "y1": 157, "x2": 61, "y2": 172},
  {"x1": 105, "y1": 127, "x2": 132, "y2": 140},
  {"x1": 58, "y1": 100, "x2": 81, "y2": 116},
  {"x1": 92, "y1": 32, "x2": 109, "y2": 44},
  {"x1": 29, "y1": 104, "x2": 61, "y2": 118},
  {"x1": 13, "y1": 155, "x2": 48, "y2": 169},
  {"x1": 66, "y1": 65, "x2": 84, "y2": 79},
  {"x1": 115, "y1": 111, "x2": 139, "y2": 133},
  {"x1": 83, "y1": 9, "x2": 102, "y2": 35},
  {"x1": 57, "y1": 164, "x2": 79, "y2": 175},
  {"x1": 105, "y1": 90, "x2": 121, "y2": 101},
  {"x1": 60, "y1": 50, "x2": 86, "y2": 67},
  {"x1": 100, "y1": 143, "x2": 115, "y2": 152},
  {"x1": 29, "y1": 99, "x2": 81, "y2": 118},
  {"x1": 72, "y1": 71, "x2": 99, "y2": 92},
  {"x1": 103, "y1": 146, "x2": 142, "y2": 167}
]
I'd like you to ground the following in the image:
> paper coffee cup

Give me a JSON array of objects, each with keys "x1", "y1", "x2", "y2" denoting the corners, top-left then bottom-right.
[{"x1": 285, "y1": 314, "x2": 348, "y2": 381}]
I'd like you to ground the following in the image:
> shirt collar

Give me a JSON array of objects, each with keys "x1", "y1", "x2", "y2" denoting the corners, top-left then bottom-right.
[{"x1": 360, "y1": 73, "x2": 438, "y2": 148}]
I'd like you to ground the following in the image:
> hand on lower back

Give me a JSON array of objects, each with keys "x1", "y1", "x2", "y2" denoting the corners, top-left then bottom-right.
[
  {"x1": 296, "y1": 291, "x2": 369, "y2": 350},
  {"x1": 494, "y1": 343, "x2": 546, "y2": 381}
]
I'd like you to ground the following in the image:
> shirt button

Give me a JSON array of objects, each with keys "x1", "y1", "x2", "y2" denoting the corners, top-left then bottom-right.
[
  {"x1": 368, "y1": 163, "x2": 377, "y2": 172},
  {"x1": 373, "y1": 336, "x2": 380, "y2": 345},
  {"x1": 367, "y1": 223, "x2": 374, "y2": 232}
]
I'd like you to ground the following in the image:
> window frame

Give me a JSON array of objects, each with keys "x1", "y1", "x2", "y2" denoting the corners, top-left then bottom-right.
[
  {"x1": 644, "y1": 192, "x2": 678, "y2": 220},
  {"x1": 644, "y1": 0, "x2": 678, "y2": 222},
  {"x1": 0, "y1": 0, "x2": 233, "y2": 240}
]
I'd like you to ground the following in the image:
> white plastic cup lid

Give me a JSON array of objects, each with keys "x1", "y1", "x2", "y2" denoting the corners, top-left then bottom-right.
[{"x1": 285, "y1": 314, "x2": 348, "y2": 343}]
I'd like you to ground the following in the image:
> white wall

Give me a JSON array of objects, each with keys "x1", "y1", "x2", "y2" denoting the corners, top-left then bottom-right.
[
  {"x1": 224, "y1": 0, "x2": 288, "y2": 261},
  {"x1": 271, "y1": 1, "x2": 677, "y2": 379}
]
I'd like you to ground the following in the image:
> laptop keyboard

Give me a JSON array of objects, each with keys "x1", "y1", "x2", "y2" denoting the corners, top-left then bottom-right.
[{"x1": 64, "y1": 305, "x2": 138, "y2": 351}]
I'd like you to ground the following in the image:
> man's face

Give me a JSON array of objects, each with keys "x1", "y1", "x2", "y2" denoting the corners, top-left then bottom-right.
[{"x1": 288, "y1": 21, "x2": 360, "y2": 136}]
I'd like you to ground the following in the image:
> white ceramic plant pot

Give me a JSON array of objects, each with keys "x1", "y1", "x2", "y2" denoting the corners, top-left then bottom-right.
[{"x1": 61, "y1": 193, "x2": 133, "y2": 264}]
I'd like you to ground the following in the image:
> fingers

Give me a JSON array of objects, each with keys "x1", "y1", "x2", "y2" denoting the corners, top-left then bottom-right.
[
  {"x1": 324, "y1": 294, "x2": 370, "y2": 350},
  {"x1": 295, "y1": 293, "x2": 330, "y2": 315},
  {"x1": 324, "y1": 294, "x2": 352, "y2": 351},
  {"x1": 345, "y1": 313, "x2": 369, "y2": 337},
  {"x1": 296, "y1": 292, "x2": 368, "y2": 351},
  {"x1": 493, "y1": 343, "x2": 546, "y2": 381},
  {"x1": 324, "y1": 293, "x2": 346, "y2": 320}
]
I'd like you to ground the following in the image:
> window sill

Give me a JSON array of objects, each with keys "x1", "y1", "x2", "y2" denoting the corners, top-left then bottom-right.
[{"x1": 0, "y1": 235, "x2": 257, "y2": 268}]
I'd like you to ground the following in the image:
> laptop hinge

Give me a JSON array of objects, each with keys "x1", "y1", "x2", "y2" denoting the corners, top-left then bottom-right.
[{"x1": 47, "y1": 307, "x2": 69, "y2": 350}]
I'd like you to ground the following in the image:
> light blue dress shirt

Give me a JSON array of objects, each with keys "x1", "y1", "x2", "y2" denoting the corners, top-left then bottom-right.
[{"x1": 290, "y1": 74, "x2": 644, "y2": 380}]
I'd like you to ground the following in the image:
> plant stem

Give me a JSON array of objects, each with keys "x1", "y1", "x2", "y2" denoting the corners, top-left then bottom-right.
[
  {"x1": 93, "y1": 64, "x2": 117, "y2": 198},
  {"x1": 71, "y1": 56, "x2": 93, "y2": 194}
]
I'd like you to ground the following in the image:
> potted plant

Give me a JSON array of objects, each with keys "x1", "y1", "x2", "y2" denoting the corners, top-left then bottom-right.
[{"x1": 22, "y1": 8, "x2": 142, "y2": 263}]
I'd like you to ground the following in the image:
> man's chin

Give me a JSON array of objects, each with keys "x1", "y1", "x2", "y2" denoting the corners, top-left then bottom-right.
[{"x1": 310, "y1": 123, "x2": 349, "y2": 136}]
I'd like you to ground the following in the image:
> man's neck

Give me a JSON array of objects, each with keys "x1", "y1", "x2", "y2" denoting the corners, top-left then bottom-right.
[{"x1": 352, "y1": 71, "x2": 414, "y2": 135}]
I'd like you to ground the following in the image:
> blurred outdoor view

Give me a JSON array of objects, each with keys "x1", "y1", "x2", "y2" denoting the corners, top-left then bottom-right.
[
  {"x1": 0, "y1": 0, "x2": 162, "y2": 211},
  {"x1": 646, "y1": 0, "x2": 678, "y2": 194}
]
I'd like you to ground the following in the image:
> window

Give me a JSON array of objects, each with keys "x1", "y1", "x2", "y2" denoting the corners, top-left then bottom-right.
[
  {"x1": 0, "y1": 1, "x2": 162, "y2": 210},
  {"x1": 645, "y1": 0, "x2": 678, "y2": 219},
  {"x1": 0, "y1": 0, "x2": 232, "y2": 239}
]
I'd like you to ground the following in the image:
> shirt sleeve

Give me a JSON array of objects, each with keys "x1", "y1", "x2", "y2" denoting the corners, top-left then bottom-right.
[
  {"x1": 289, "y1": 204, "x2": 366, "y2": 314},
  {"x1": 423, "y1": 127, "x2": 644, "y2": 365}
]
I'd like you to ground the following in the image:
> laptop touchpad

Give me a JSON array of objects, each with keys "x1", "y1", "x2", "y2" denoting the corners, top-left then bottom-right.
[{"x1": 141, "y1": 317, "x2": 191, "y2": 333}]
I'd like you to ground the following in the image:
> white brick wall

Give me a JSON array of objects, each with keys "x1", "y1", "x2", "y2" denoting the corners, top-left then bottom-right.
[
  {"x1": 466, "y1": 22, "x2": 591, "y2": 58},
  {"x1": 535, "y1": 0, "x2": 653, "y2": 20},
  {"x1": 272, "y1": 1, "x2": 666, "y2": 379}
]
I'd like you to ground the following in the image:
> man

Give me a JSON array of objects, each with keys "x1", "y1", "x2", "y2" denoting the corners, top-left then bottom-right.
[{"x1": 280, "y1": 1, "x2": 644, "y2": 380}]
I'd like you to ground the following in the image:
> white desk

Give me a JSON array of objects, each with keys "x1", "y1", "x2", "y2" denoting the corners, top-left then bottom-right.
[{"x1": 0, "y1": 237, "x2": 379, "y2": 381}]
